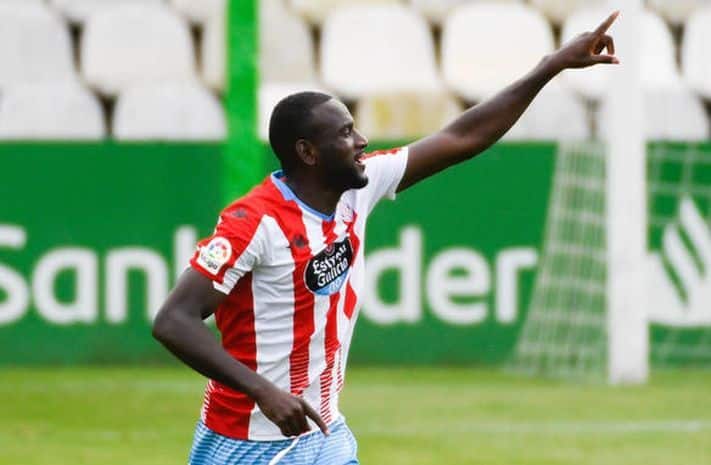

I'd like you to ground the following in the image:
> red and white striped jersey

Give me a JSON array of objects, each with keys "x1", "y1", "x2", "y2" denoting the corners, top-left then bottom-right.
[{"x1": 189, "y1": 147, "x2": 408, "y2": 440}]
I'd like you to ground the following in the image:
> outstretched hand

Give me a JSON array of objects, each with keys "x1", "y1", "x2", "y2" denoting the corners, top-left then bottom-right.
[{"x1": 551, "y1": 11, "x2": 620, "y2": 71}]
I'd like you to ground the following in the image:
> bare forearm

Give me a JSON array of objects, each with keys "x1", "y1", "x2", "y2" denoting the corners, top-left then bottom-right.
[
  {"x1": 401, "y1": 11, "x2": 618, "y2": 192},
  {"x1": 152, "y1": 310, "x2": 270, "y2": 399},
  {"x1": 446, "y1": 55, "x2": 561, "y2": 156},
  {"x1": 400, "y1": 56, "x2": 562, "y2": 190}
]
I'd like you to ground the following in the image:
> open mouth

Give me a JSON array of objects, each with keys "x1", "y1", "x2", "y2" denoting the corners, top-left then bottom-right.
[{"x1": 354, "y1": 152, "x2": 365, "y2": 167}]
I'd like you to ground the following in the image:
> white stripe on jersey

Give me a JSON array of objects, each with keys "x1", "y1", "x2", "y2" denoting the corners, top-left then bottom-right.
[
  {"x1": 215, "y1": 216, "x2": 269, "y2": 294},
  {"x1": 300, "y1": 210, "x2": 331, "y2": 430},
  {"x1": 247, "y1": 215, "x2": 295, "y2": 438}
]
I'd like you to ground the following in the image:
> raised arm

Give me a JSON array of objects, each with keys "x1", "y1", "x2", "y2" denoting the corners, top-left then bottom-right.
[
  {"x1": 152, "y1": 269, "x2": 329, "y2": 437},
  {"x1": 398, "y1": 11, "x2": 620, "y2": 191}
]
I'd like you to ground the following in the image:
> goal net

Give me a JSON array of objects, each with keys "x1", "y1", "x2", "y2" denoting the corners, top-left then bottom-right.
[{"x1": 511, "y1": 142, "x2": 711, "y2": 379}]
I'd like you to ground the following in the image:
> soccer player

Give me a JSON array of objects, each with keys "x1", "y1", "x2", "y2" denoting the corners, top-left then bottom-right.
[{"x1": 153, "y1": 11, "x2": 619, "y2": 465}]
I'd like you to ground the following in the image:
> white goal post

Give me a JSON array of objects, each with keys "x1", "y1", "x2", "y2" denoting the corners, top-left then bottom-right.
[{"x1": 605, "y1": 0, "x2": 648, "y2": 384}]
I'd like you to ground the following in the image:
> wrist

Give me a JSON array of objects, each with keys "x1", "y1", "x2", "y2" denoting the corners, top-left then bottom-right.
[
  {"x1": 540, "y1": 53, "x2": 565, "y2": 77},
  {"x1": 248, "y1": 378, "x2": 275, "y2": 402}
]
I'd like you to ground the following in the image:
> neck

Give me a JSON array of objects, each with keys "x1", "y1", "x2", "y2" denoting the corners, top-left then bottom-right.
[{"x1": 282, "y1": 171, "x2": 343, "y2": 217}]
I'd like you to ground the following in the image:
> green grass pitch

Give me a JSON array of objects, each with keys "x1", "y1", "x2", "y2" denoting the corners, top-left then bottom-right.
[{"x1": 2, "y1": 367, "x2": 710, "y2": 464}]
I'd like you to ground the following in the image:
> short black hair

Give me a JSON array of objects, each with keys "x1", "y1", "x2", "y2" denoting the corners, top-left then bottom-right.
[{"x1": 268, "y1": 91, "x2": 333, "y2": 173}]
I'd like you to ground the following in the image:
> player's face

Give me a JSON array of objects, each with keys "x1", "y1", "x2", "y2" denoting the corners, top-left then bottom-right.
[{"x1": 310, "y1": 100, "x2": 369, "y2": 191}]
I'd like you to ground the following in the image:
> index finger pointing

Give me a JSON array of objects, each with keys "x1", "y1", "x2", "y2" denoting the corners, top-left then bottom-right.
[
  {"x1": 594, "y1": 11, "x2": 620, "y2": 36},
  {"x1": 301, "y1": 399, "x2": 330, "y2": 436}
]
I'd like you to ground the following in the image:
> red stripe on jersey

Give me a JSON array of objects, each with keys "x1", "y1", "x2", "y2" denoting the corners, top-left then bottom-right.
[
  {"x1": 319, "y1": 220, "x2": 341, "y2": 422},
  {"x1": 204, "y1": 272, "x2": 256, "y2": 439},
  {"x1": 343, "y1": 212, "x2": 361, "y2": 319},
  {"x1": 363, "y1": 147, "x2": 401, "y2": 160},
  {"x1": 267, "y1": 183, "x2": 315, "y2": 397},
  {"x1": 320, "y1": 293, "x2": 339, "y2": 422},
  {"x1": 343, "y1": 283, "x2": 357, "y2": 320},
  {"x1": 335, "y1": 346, "x2": 344, "y2": 394}
]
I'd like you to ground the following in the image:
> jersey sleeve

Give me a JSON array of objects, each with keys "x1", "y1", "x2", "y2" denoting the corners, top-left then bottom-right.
[
  {"x1": 361, "y1": 146, "x2": 409, "y2": 213},
  {"x1": 189, "y1": 204, "x2": 265, "y2": 294}
]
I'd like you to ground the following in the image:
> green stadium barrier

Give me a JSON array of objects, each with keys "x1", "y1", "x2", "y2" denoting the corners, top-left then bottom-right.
[
  {"x1": 0, "y1": 143, "x2": 223, "y2": 364},
  {"x1": 5, "y1": 141, "x2": 708, "y2": 366},
  {"x1": 0, "y1": 142, "x2": 555, "y2": 365},
  {"x1": 352, "y1": 143, "x2": 556, "y2": 364}
]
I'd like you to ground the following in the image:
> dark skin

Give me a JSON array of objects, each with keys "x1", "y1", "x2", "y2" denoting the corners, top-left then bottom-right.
[{"x1": 153, "y1": 12, "x2": 619, "y2": 438}]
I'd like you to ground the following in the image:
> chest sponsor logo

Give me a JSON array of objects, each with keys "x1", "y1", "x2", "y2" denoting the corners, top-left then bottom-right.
[{"x1": 305, "y1": 238, "x2": 353, "y2": 296}]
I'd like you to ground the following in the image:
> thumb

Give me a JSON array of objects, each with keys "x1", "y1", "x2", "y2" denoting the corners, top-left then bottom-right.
[{"x1": 589, "y1": 54, "x2": 620, "y2": 65}]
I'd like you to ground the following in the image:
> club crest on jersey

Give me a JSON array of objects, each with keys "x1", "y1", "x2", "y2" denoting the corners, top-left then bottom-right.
[
  {"x1": 338, "y1": 204, "x2": 354, "y2": 223},
  {"x1": 197, "y1": 237, "x2": 232, "y2": 275},
  {"x1": 305, "y1": 238, "x2": 353, "y2": 296}
]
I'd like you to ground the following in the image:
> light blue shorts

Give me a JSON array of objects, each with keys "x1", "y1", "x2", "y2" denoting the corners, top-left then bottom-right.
[{"x1": 188, "y1": 418, "x2": 359, "y2": 465}]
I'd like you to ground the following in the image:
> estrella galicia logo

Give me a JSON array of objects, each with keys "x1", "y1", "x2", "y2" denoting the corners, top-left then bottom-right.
[{"x1": 305, "y1": 238, "x2": 353, "y2": 296}]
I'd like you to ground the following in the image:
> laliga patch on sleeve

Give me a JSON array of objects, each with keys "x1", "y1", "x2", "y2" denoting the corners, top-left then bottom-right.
[{"x1": 197, "y1": 237, "x2": 232, "y2": 275}]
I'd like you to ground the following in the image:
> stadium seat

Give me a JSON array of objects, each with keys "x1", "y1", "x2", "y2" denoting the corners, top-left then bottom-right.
[
  {"x1": 260, "y1": 0, "x2": 316, "y2": 83},
  {"x1": 202, "y1": 11, "x2": 226, "y2": 92},
  {"x1": 290, "y1": 0, "x2": 400, "y2": 24},
  {"x1": 258, "y1": 83, "x2": 329, "y2": 141},
  {"x1": 529, "y1": 0, "x2": 605, "y2": 25},
  {"x1": 648, "y1": 0, "x2": 710, "y2": 25},
  {"x1": 560, "y1": 7, "x2": 680, "y2": 100},
  {"x1": 442, "y1": 3, "x2": 554, "y2": 102},
  {"x1": 321, "y1": 4, "x2": 440, "y2": 99},
  {"x1": 0, "y1": 3, "x2": 76, "y2": 89},
  {"x1": 503, "y1": 82, "x2": 590, "y2": 141},
  {"x1": 355, "y1": 92, "x2": 463, "y2": 140},
  {"x1": 81, "y1": 4, "x2": 196, "y2": 96},
  {"x1": 597, "y1": 86, "x2": 709, "y2": 141},
  {"x1": 170, "y1": 0, "x2": 225, "y2": 24},
  {"x1": 114, "y1": 82, "x2": 226, "y2": 140},
  {"x1": 0, "y1": 83, "x2": 105, "y2": 140},
  {"x1": 682, "y1": 7, "x2": 711, "y2": 99},
  {"x1": 410, "y1": 0, "x2": 523, "y2": 25},
  {"x1": 50, "y1": 0, "x2": 164, "y2": 24}
]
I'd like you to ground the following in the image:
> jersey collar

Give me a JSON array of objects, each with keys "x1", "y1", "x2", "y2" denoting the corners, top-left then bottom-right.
[{"x1": 270, "y1": 171, "x2": 336, "y2": 222}]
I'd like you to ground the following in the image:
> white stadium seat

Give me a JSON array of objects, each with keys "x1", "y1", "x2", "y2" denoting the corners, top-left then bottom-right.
[
  {"x1": 258, "y1": 83, "x2": 330, "y2": 141},
  {"x1": 529, "y1": 0, "x2": 605, "y2": 25},
  {"x1": 442, "y1": 3, "x2": 554, "y2": 102},
  {"x1": 0, "y1": 3, "x2": 76, "y2": 88},
  {"x1": 355, "y1": 92, "x2": 463, "y2": 140},
  {"x1": 259, "y1": 0, "x2": 321, "y2": 140},
  {"x1": 504, "y1": 82, "x2": 590, "y2": 141},
  {"x1": 560, "y1": 7, "x2": 681, "y2": 100},
  {"x1": 171, "y1": 0, "x2": 225, "y2": 24},
  {"x1": 202, "y1": 11, "x2": 226, "y2": 92},
  {"x1": 290, "y1": 0, "x2": 400, "y2": 24},
  {"x1": 113, "y1": 82, "x2": 226, "y2": 141},
  {"x1": 598, "y1": 86, "x2": 709, "y2": 141},
  {"x1": 321, "y1": 4, "x2": 440, "y2": 99},
  {"x1": 682, "y1": 7, "x2": 711, "y2": 99},
  {"x1": 81, "y1": 4, "x2": 195, "y2": 96},
  {"x1": 410, "y1": 0, "x2": 522, "y2": 25},
  {"x1": 0, "y1": 83, "x2": 105, "y2": 140},
  {"x1": 50, "y1": 0, "x2": 164, "y2": 24},
  {"x1": 648, "y1": 0, "x2": 711, "y2": 25},
  {"x1": 260, "y1": 0, "x2": 316, "y2": 83}
]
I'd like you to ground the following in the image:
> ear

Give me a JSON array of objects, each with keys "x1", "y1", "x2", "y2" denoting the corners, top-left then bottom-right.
[{"x1": 295, "y1": 139, "x2": 318, "y2": 167}]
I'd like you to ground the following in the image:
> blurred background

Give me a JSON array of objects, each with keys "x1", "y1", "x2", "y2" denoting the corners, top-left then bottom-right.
[{"x1": 1, "y1": 0, "x2": 710, "y2": 464}]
